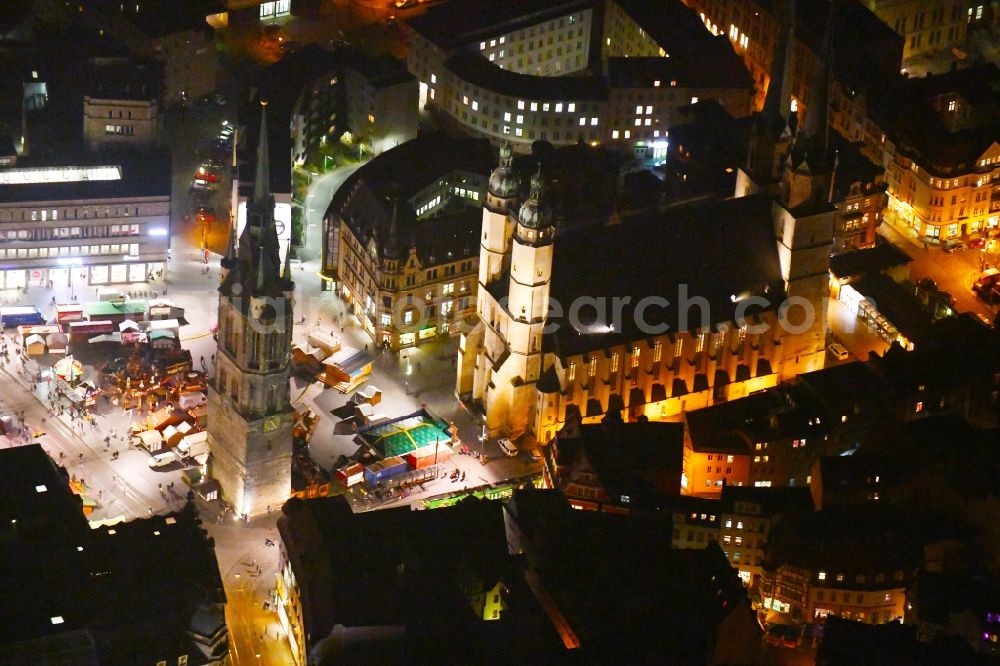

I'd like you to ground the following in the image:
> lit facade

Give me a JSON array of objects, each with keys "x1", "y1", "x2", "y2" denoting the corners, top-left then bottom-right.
[
  {"x1": 0, "y1": 161, "x2": 169, "y2": 290},
  {"x1": 407, "y1": 0, "x2": 753, "y2": 154},
  {"x1": 861, "y1": 0, "x2": 970, "y2": 63},
  {"x1": 763, "y1": 565, "x2": 908, "y2": 625},
  {"x1": 457, "y1": 146, "x2": 833, "y2": 443},
  {"x1": 341, "y1": 58, "x2": 418, "y2": 156},
  {"x1": 321, "y1": 134, "x2": 493, "y2": 350}
]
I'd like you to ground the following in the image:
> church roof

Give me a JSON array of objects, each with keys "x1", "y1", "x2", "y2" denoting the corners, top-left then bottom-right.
[{"x1": 543, "y1": 193, "x2": 784, "y2": 357}]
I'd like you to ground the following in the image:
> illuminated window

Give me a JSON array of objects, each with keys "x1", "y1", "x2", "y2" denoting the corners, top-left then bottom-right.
[
  {"x1": 588, "y1": 355, "x2": 597, "y2": 377},
  {"x1": 818, "y1": 571, "x2": 827, "y2": 581},
  {"x1": 368, "y1": 114, "x2": 375, "y2": 123},
  {"x1": 635, "y1": 105, "x2": 643, "y2": 114},
  {"x1": 948, "y1": 100, "x2": 956, "y2": 111},
  {"x1": 472, "y1": 100, "x2": 479, "y2": 111},
  {"x1": 612, "y1": 130, "x2": 620, "y2": 139},
  {"x1": 517, "y1": 100, "x2": 525, "y2": 110},
  {"x1": 567, "y1": 103, "x2": 576, "y2": 112},
  {"x1": 504, "y1": 112, "x2": 511, "y2": 122},
  {"x1": 691, "y1": 96, "x2": 699, "y2": 104},
  {"x1": 624, "y1": 130, "x2": 630, "y2": 139},
  {"x1": 516, "y1": 114, "x2": 523, "y2": 124},
  {"x1": 726, "y1": 455, "x2": 734, "y2": 463},
  {"x1": 631, "y1": 346, "x2": 640, "y2": 367},
  {"x1": 380, "y1": 313, "x2": 391, "y2": 326},
  {"x1": 530, "y1": 102, "x2": 537, "y2": 111},
  {"x1": 555, "y1": 103, "x2": 563, "y2": 112},
  {"x1": 653, "y1": 341, "x2": 662, "y2": 362},
  {"x1": 590, "y1": 117, "x2": 598, "y2": 126},
  {"x1": 568, "y1": 362, "x2": 576, "y2": 381},
  {"x1": 610, "y1": 352, "x2": 620, "y2": 372},
  {"x1": 430, "y1": 73, "x2": 437, "y2": 84},
  {"x1": 404, "y1": 310, "x2": 413, "y2": 325},
  {"x1": 645, "y1": 105, "x2": 652, "y2": 114}
]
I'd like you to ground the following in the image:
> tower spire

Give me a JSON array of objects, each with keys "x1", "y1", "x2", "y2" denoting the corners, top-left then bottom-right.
[
  {"x1": 282, "y1": 242, "x2": 292, "y2": 280},
  {"x1": 761, "y1": 0, "x2": 796, "y2": 126},
  {"x1": 799, "y1": 0, "x2": 836, "y2": 158},
  {"x1": 254, "y1": 100, "x2": 270, "y2": 203}
]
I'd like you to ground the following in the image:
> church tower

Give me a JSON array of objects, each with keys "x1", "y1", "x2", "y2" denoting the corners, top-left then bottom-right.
[
  {"x1": 207, "y1": 100, "x2": 296, "y2": 516},
  {"x1": 456, "y1": 142, "x2": 520, "y2": 401},
  {"x1": 492, "y1": 167, "x2": 555, "y2": 435}
]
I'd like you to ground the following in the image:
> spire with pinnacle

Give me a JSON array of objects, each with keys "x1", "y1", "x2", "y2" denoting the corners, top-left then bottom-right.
[
  {"x1": 797, "y1": 0, "x2": 836, "y2": 161},
  {"x1": 761, "y1": 0, "x2": 797, "y2": 128},
  {"x1": 254, "y1": 100, "x2": 271, "y2": 203}
]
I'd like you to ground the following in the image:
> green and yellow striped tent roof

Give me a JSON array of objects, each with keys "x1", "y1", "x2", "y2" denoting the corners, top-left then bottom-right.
[{"x1": 359, "y1": 410, "x2": 450, "y2": 458}]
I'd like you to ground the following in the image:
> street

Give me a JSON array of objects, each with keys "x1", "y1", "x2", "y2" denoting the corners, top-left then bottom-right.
[{"x1": 879, "y1": 215, "x2": 998, "y2": 321}]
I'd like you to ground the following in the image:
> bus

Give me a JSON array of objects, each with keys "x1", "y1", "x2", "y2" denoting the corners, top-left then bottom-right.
[{"x1": 0, "y1": 306, "x2": 45, "y2": 328}]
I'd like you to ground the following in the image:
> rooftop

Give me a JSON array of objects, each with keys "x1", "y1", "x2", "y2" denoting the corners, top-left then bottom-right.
[
  {"x1": 829, "y1": 239, "x2": 913, "y2": 279},
  {"x1": 445, "y1": 52, "x2": 607, "y2": 101},
  {"x1": 407, "y1": 0, "x2": 594, "y2": 50},
  {"x1": 0, "y1": 148, "x2": 172, "y2": 204},
  {"x1": 328, "y1": 132, "x2": 496, "y2": 266},
  {"x1": 544, "y1": 193, "x2": 784, "y2": 357}
]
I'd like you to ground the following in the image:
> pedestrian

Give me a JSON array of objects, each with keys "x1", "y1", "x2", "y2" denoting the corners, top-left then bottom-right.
[
  {"x1": 148, "y1": 507, "x2": 153, "y2": 516},
  {"x1": 266, "y1": 504, "x2": 272, "y2": 514}
]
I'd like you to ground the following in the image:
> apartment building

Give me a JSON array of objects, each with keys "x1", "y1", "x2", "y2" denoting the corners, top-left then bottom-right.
[
  {"x1": 322, "y1": 133, "x2": 494, "y2": 350},
  {"x1": 407, "y1": 0, "x2": 753, "y2": 155},
  {"x1": 82, "y1": 58, "x2": 161, "y2": 151}
]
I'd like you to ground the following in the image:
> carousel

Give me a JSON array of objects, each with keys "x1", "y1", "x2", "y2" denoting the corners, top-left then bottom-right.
[{"x1": 52, "y1": 356, "x2": 100, "y2": 407}]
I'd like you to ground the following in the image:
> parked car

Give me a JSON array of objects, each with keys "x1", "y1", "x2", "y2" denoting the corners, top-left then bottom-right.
[
  {"x1": 827, "y1": 342, "x2": 849, "y2": 361},
  {"x1": 968, "y1": 237, "x2": 986, "y2": 249},
  {"x1": 943, "y1": 239, "x2": 966, "y2": 253}
]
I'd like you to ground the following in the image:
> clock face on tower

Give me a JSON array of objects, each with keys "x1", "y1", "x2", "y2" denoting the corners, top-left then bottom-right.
[
  {"x1": 263, "y1": 415, "x2": 281, "y2": 432},
  {"x1": 275, "y1": 219, "x2": 286, "y2": 237}
]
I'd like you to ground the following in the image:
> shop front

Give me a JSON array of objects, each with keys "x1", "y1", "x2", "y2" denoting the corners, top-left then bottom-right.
[{"x1": 1, "y1": 269, "x2": 26, "y2": 290}]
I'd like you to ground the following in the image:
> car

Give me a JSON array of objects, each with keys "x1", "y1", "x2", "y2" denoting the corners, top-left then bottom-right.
[
  {"x1": 827, "y1": 342, "x2": 849, "y2": 361},
  {"x1": 973, "y1": 268, "x2": 1000, "y2": 291},
  {"x1": 968, "y1": 237, "x2": 986, "y2": 249},
  {"x1": 148, "y1": 451, "x2": 177, "y2": 468},
  {"x1": 943, "y1": 239, "x2": 966, "y2": 253},
  {"x1": 497, "y1": 437, "x2": 517, "y2": 457},
  {"x1": 976, "y1": 313, "x2": 995, "y2": 328},
  {"x1": 917, "y1": 277, "x2": 938, "y2": 292},
  {"x1": 937, "y1": 291, "x2": 956, "y2": 307}
]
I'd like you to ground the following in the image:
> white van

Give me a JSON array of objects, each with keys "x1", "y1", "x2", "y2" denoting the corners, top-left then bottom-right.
[
  {"x1": 148, "y1": 451, "x2": 177, "y2": 468},
  {"x1": 497, "y1": 438, "x2": 517, "y2": 457},
  {"x1": 827, "y1": 343, "x2": 849, "y2": 361}
]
